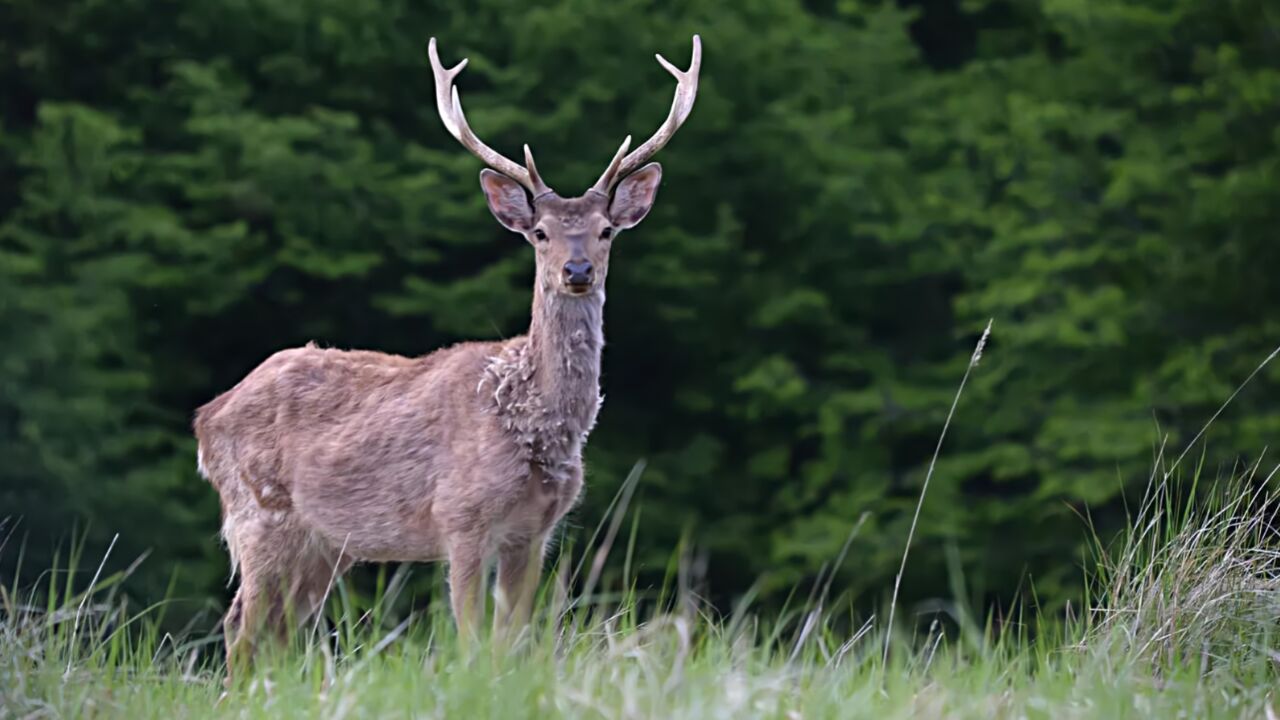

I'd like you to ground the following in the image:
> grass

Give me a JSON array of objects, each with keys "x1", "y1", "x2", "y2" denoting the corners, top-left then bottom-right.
[
  {"x1": 3, "y1": 456, "x2": 1278, "y2": 719},
  {"x1": 4, "y1": 338, "x2": 1278, "y2": 718}
]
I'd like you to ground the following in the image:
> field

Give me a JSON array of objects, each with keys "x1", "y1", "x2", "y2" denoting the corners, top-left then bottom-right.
[
  {"x1": 5, "y1": 340, "x2": 1280, "y2": 719},
  {"x1": 3, "y1": 450, "x2": 1278, "y2": 720}
]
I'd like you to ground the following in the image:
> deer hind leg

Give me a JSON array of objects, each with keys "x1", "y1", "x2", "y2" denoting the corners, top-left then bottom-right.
[{"x1": 222, "y1": 513, "x2": 351, "y2": 687}]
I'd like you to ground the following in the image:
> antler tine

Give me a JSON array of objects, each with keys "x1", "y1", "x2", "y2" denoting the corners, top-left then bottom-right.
[
  {"x1": 597, "y1": 35, "x2": 702, "y2": 193},
  {"x1": 428, "y1": 37, "x2": 550, "y2": 196},
  {"x1": 523, "y1": 144, "x2": 552, "y2": 197},
  {"x1": 589, "y1": 135, "x2": 632, "y2": 195}
]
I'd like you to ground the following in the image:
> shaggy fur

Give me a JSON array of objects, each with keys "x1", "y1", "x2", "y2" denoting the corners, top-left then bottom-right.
[{"x1": 194, "y1": 166, "x2": 663, "y2": 681}]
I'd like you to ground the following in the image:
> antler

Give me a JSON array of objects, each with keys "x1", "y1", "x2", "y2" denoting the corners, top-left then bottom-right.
[
  {"x1": 427, "y1": 38, "x2": 553, "y2": 197},
  {"x1": 592, "y1": 35, "x2": 702, "y2": 194}
]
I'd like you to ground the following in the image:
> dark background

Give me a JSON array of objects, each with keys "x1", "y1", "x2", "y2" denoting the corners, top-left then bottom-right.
[{"x1": 1, "y1": 0, "x2": 1277, "y2": 620}]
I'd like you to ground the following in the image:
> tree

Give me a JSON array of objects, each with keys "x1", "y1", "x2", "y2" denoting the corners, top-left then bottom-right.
[{"x1": 1, "y1": 0, "x2": 1276, "y2": 618}]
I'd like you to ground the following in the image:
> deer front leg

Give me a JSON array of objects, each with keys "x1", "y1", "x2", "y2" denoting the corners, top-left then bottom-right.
[
  {"x1": 493, "y1": 535, "x2": 546, "y2": 643},
  {"x1": 447, "y1": 534, "x2": 486, "y2": 646}
]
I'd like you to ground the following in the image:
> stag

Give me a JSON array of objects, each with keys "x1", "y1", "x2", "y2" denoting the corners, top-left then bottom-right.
[{"x1": 194, "y1": 35, "x2": 701, "y2": 680}]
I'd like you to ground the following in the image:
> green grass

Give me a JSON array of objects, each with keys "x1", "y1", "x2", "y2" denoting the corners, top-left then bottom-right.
[
  {"x1": 5, "y1": 339, "x2": 1278, "y2": 718},
  {"x1": 3, "y1": 457, "x2": 1279, "y2": 719}
]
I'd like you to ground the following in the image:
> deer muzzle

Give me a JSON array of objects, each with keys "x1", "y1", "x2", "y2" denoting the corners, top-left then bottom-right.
[{"x1": 563, "y1": 260, "x2": 594, "y2": 291}]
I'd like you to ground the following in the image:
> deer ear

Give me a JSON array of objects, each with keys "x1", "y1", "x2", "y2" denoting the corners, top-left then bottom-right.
[
  {"x1": 479, "y1": 169, "x2": 534, "y2": 233},
  {"x1": 609, "y1": 163, "x2": 663, "y2": 229}
]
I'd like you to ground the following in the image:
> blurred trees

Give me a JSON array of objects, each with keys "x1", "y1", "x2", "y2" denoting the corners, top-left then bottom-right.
[{"x1": 1, "y1": 0, "x2": 1276, "y2": 612}]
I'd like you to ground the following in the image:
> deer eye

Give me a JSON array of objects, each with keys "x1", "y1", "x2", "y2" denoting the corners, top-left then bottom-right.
[
  {"x1": 599, "y1": 227, "x2": 613, "y2": 240},
  {"x1": 534, "y1": 228, "x2": 548, "y2": 242}
]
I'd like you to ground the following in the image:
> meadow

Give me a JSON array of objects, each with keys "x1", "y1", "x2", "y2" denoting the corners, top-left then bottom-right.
[
  {"x1": 4, "y1": 459, "x2": 1278, "y2": 719},
  {"x1": 5, "y1": 345, "x2": 1278, "y2": 719}
]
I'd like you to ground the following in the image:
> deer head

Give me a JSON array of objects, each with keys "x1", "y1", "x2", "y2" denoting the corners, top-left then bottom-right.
[{"x1": 428, "y1": 36, "x2": 701, "y2": 297}]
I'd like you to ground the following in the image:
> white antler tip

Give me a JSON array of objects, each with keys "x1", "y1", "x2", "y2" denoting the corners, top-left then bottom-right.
[
  {"x1": 428, "y1": 38, "x2": 467, "y2": 76},
  {"x1": 450, "y1": 87, "x2": 466, "y2": 118}
]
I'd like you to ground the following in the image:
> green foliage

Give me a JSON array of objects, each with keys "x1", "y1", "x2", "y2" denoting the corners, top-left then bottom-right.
[{"x1": 1, "y1": 0, "x2": 1277, "y2": 613}]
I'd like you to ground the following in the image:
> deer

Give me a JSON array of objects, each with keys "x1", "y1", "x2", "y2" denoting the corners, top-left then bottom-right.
[{"x1": 192, "y1": 35, "x2": 701, "y2": 681}]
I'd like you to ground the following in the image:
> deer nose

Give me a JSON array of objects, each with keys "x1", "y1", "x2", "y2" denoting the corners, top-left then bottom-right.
[{"x1": 563, "y1": 259, "x2": 593, "y2": 286}]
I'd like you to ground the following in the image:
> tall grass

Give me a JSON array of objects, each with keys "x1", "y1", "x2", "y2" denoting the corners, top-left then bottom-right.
[
  {"x1": 1085, "y1": 454, "x2": 1280, "y2": 672},
  {"x1": 4, "y1": 452, "x2": 1278, "y2": 718},
  {"x1": 4, "y1": 341, "x2": 1279, "y2": 718}
]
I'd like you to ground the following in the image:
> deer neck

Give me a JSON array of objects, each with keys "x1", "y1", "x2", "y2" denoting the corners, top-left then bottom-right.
[
  {"x1": 525, "y1": 282, "x2": 605, "y2": 433},
  {"x1": 480, "y1": 282, "x2": 605, "y2": 473}
]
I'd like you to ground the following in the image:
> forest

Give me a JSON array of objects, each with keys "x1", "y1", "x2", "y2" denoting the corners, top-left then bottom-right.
[{"x1": 2, "y1": 0, "x2": 1278, "y2": 624}]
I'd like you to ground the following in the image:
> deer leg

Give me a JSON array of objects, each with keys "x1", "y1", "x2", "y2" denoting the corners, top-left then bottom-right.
[
  {"x1": 493, "y1": 534, "x2": 545, "y2": 642},
  {"x1": 222, "y1": 590, "x2": 245, "y2": 688},
  {"x1": 224, "y1": 573, "x2": 274, "y2": 688},
  {"x1": 285, "y1": 549, "x2": 353, "y2": 633},
  {"x1": 223, "y1": 592, "x2": 244, "y2": 649},
  {"x1": 223, "y1": 517, "x2": 345, "y2": 687},
  {"x1": 447, "y1": 533, "x2": 487, "y2": 645}
]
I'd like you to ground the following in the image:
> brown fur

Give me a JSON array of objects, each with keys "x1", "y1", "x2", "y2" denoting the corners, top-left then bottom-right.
[
  {"x1": 199, "y1": 36, "x2": 696, "y2": 683},
  {"x1": 195, "y1": 170, "x2": 663, "y2": 681}
]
